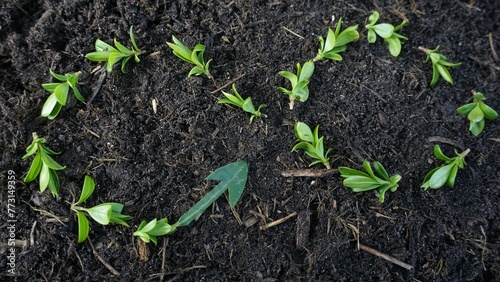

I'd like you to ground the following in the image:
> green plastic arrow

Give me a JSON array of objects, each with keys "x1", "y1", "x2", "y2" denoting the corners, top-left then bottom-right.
[{"x1": 174, "y1": 161, "x2": 248, "y2": 227}]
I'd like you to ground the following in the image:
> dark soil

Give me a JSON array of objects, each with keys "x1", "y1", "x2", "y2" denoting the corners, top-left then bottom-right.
[{"x1": 1, "y1": 0, "x2": 499, "y2": 281}]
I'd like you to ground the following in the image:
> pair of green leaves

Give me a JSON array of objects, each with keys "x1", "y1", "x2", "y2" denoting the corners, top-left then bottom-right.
[
  {"x1": 167, "y1": 36, "x2": 212, "y2": 78},
  {"x1": 422, "y1": 145, "x2": 469, "y2": 190},
  {"x1": 134, "y1": 161, "x2": 248, "y2": 245},
  {"x1": 71, "y1": 176, "x2": 132, "y2": 243},
  {"x1": 23, "y1": 133, "x2": 66, "y2": 197},
  {"x1": 292, "y1": 122, "x2": 332, "y2": 169},
  {"x1": 41, "y1": 70, "x2": 83, "y2": 119},
  {"x1": 457, "y1": 91, "x2": 498, "y2": 136},
  {"x1": 339, "y1": 161, "x2": 401, "y2": 203},
  {"x1": 419, "y1": 46, "x2": 461, "y2": 86},
  {"x1": 218, "y1": 83, "x2": 267, "y2": 124},
  {"x1": 278, "y1": 61, "x2": 315, "y2": 109},
  {"x1": 314, "y1": 18, "x2": 360, "y2": 61},
  {"x1": 86, "y1": 26, "x2": 141, "y2": 73},
  {"x1": 365, "y1": 11, "x2": 408, "y2": 57}
]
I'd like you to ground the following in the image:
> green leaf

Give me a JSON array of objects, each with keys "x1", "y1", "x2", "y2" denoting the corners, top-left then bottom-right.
[
  {"x1": 85, "y1": 51, "x2": 114, "y2": 62},
  {"x1": 470, "y1": 119, "x2": 484, "y2": 136},
  {"x1": 168, "y1": 36, "x2": 193, "y2": 62},
  {"x1": 72, "y1": 85, "x2": 85, "y2": 102},
  {"x1": 468, "y1": 105, "x2": 484, "y2": 123},
  {"x1": 39, "y1": 163, "x2": 50, "y2": 193},
  {"x1": 279, "y1": 71, "x2": 298, "y2": 87},
  {"x1": 130, "y1": 26, "x2": 140, "y2": 51},
  {"x1": 335, "y1": 25, "x2": 359, "y2": 47},
  {"x1": 367, "y1": 29, "x2": 377, "y2": 43},
  {"x1": 421, "y1": 166, "x2": 441, "y2": 190},
  {"x1": 95, "y1": 39, "x2": 118, "y2": 52},
  {"x1": 41, "y1": 93, "x2": 59, "y2": 117},
  {"x1": 368, "y1": 11, "x2": 379, "y2": 24},
  {"x1": 86, "y1": 204, "x2": 112, "y2": 225},
  {"x1": 433, "y1": 145, "x2": 452, "y2": 162},
  {"x1": 107, "y1": 52, "x2": 128, "y2": 72},
  {"x1": 436, "y1": 63, "x2": 453, "y2": 84},
  {"x1": 298, "y1": 61, "x2": 315, "y2": 82},
  {"x1": 47, "y1": 168, "x2": 60, "y2": 197},
  {"x1": 49, "y1": 70, "x2": 68, "y2": 81},
  {"x1": 479, "y1": 103, "x2": 498, "y2": 120},
  {"x1": 373, "y1": 23, "x2": 394, "y2": 38},
  {"x1": 242, "y1": 97, "x2": 256, "y2": 113},
  {"x1": 291, "y1": 142, "x2": 317, "y2": 155},
  {"x1": 47, "y1": 103, "x2": 63, "y2": 120},
  {"x1": 40, "y1": 151, "x2": 65, "y2": 170},
  {"x1": 338, "y1": 167, "x2": 370, "y2": 178},
  {"x1": 343, "y1": 176, "x2": 380, "y2": 191},
  {"x1": 445, "y1": 164, "x2": 458, "y2": 187},
  {"x1": 430, "y1": 62, "x2": 440, "y2": 86},
  {"x1": 77, "y1": 211, "x2": 90, "y2": 243},
  {"x1": 114, "y1": 39, "x2": 131, "y2": 54},
  {"x1": 121, "y1": 56, "x2": 132, "y2": 73},
  {"x1": 323, "y1": 52, "x2": 343, "y2": 61},
  {"x1": 42, "y1": 83, "x2": 59, "y2": 93},
  {"x1": 373, "y1": 161, "x2": 390, "y2": 181},
  {"x1": 24, "y1": 153, "x2": 42, "y2": 182},
  {"x1": 428, "y1": 164, "x2": 453, "y2": 189},
  {"x1": 363, "y1": 161, "x2": 377, "y2": 180},
  {"x1": 457, "y1": 103, "x2": 475, "y2": 115},
  {"x1": 323, "y1": 28, "x2": 336, "y2": 52},
  {"x1": 384, "y1": 36, "x2": 402, "y2": 57},
  {"x1": 188, "y1": 66, "x2": 204, "y2": 77},
  {"x1": 294, "y1": 122, "x2": 314, "y2": 143},
  {"x1": 23, "y1": 143, "x2": 37, "y2": 158},
  {"x1": 76, "y1": 176, "x2": 95, "y2": 205},
  {"x1": 53, "y1": 83, "x2": 69, "y2": 105},
  {"x1": 175, "y1": 161, "x2": 248, "y2": 227}
]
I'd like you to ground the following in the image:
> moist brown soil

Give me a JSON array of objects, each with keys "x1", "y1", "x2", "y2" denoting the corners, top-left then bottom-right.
[{"x1": 1, "y1": 0, "x2": 499, "y2": 281}]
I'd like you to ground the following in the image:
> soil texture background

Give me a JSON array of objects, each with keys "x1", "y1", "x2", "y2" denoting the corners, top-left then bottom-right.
[{"x1": 0, "y1": 0, "x2": 499, "y2": 281}]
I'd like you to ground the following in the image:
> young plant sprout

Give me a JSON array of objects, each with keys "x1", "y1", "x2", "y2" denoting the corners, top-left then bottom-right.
[
  {"x1": 71, "y1": 176, "x2": 132, "y2": 243},
  {"x1": 457, "y1": 91, "x2": 498, "y2": 136},
  {"x1": 291, "y1": 122, "x2": 332, "y2": 169},
  {"x1": 419, "y1": 46, "x2": 461, "y2": 86},
  {"x1": 85, "y1": 26, "x2": 141, "y2": 73},
  {"x1": 277, "y1": 61, "x2": 315, "y2": 109},
  {"x1": 339, "y1": 161, "x2": 401, "y2": 203},
  {"x1": 365, "y1": 11, "x2": 408, "y2": 57},
  {"x1": 134, "y1": 161, "x2": 248, "y2": 245},
  {"x1": 166, "y1": 36, "x2": 212, "y2": 78},
  {"x1": 23, "y1": 133, "x2": 66, "y2": 197},
  {"x1": 218, "y1": 83, "x2": 267, "y2": 124},
  {"x1": 314, "y1": 18, "x2": 359, "y2": 62},
  {"x1": 41, "y1": 70, "x2": 83, "y2": 119},
  {"x1": 421, "y1": 145, "x2": 469, "y2": 190}
]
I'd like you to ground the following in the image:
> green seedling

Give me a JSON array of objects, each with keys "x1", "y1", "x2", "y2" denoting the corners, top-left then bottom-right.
[
  {"x1": 419, "y1": 46, "x2": 461, "y2": 86},
  {"x1": 23, "y1": 133, "x2": 66, "y2": 197},
  {"x1": 218, "y1": 83, "x2": 267, "y2": 124},
  {"x1": 278, "y1": 61, "x2": 315, "y2": 109},
  {"x1": 339, "y1": 161, "x2": 401, "y2": 203},
  {"x1": 292, "y1": 122, "x2": 332, "y2": 169},
  {"x1": 422, "y1": 145, "x2": 469, "y2": 190},
  {"x1": 134, "y1": 161, "x2": 248, "y2": 245},
  {"x1": 365, "y1": 11, "x2": 408, "y2": 57},
  {"x1": 166, "y1": 36, "x2": 212, "y2": 78},
  {"x1": 85, "y1": 26, "x2": 141, "y2": 73},
  {"x1": 41, "y1": 70, "x2": 83, "y2": 119},
  {"x1": 314, "y1": 17, "x2": 359, "y2": 62},
  {"x1": 457, "y1": 91, "x2": 498, "y2": 136},
  {"x1": 71, "y1": 176, "x2": 132, "y2": 243}
]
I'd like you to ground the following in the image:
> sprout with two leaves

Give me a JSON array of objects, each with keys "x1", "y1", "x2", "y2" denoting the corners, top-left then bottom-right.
[
  {"x1": 218, "y1": 83, "x2": 267, "y2": 124},
  {"x1": 339, "y1": 161, "x2": 401, "y2": 203},
  {"x1": 278, "y1": 61, "x2": 315, "y2": 109},
  {"x1": 291, "y1": 122, "x2": 332, "y2": 169},
  {"x1": 167, "y1": 36, "x2": 212, "y2": 78},
  {"x1": 314, "y1": 18, "x2": 359, "y2": 62},
  {"x1": 41, "y1": 70, "x2": 83, "y2": 119},
  {"x1": 421, "y1": 145, "x2": 469, "y2": 190},
  {"x1": 86, "y1": 26, "x2": 141, "y2": 73},
  {"x1": 457, "y1": 91, "x2": 498, "y2": 136},
  {"x1": 71, "y1": 176, "x2": 132, "y2": 243},
  {"x1": 365, "y1": 11, "x2": 408, "y2": 57},
  {"x1": 23, "y1": 133, "x2": 66, "y2": 197},
  {"x1": 419, "y1": 46, "x2": 461, "y2": 86}
]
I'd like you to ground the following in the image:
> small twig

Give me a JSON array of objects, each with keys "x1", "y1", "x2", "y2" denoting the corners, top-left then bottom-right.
[
  {"x1": 281, "y1": 168, "x2": 337, "y2": 177},
  {"x1": 30, "y1": 221, "x2": 37, "y2": 246},
  {"x1": 282, "y1": 26, "x2": 305, "y2": 39},
  {"x1": 210, "y1": 74, "x2": 246, "y2": 94},
  {"x1": 260, "y1": 211, "x2": 298, "y2": 230},
  {"x1": 83, "y1": 125, "x2": 100, "y2": 138},
  {"x1": 160, "y1": 238, "x2": 168, "y2": 281},
  {"x1": 427, "y1": 136, "x2": 465, "y2": 151},
  {"x1": 88, "y1": 67, "x2": 107, "y2": 104},
  {"x1": 359, "y1": 243, "x2": 413, "y2": 270},
  {"x1": 89, "y1": 156, "x2": 129, "y2": 162},
  {"x1": 488, "y1": 32, "x2": 499, "y2": 61},
  {"x1": 88, "y1": 238, "x2": 120, "y2": 276}
]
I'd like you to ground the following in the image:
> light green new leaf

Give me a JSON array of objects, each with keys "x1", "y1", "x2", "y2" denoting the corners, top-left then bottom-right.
[
  {"x1": 86, "y1": 204, "x2": 112, "y2": 225},
  {"x1": 24, "y1": 153, "x2": 42, "y2": 182},
  {"x1": 479, "y1": 103, "x2": 498, "y2": 120},
  {"x1": 77, "y1": 211, "x2": 90, "y2": 243},
  {"x1": 468, "y1": 105, "x2": 484, "y2": 123},
  {"x1": 76, "y1": 176, "x2": 95, "y2": 205}
]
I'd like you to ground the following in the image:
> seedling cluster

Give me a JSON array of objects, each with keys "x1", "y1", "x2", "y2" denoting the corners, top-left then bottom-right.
[{"x1": 21, "y1": 7, "x2": 496, "y2": 257}]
